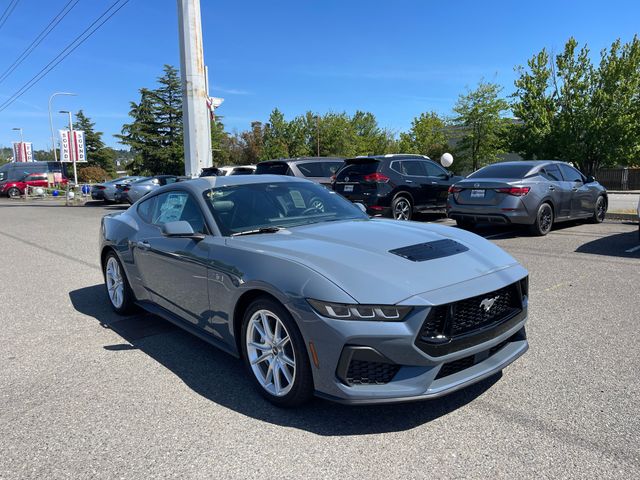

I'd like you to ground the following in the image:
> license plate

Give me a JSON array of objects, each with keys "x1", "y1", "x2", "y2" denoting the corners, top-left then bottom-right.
[
  {"x1": 470, "y1": 189, "x2": 485, "y2": 198},
  {"x1": 343, "y1": 185, "x2": 354, "y2": 192}
]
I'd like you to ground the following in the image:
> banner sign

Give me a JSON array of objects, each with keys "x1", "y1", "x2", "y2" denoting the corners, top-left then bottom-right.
[
  {"x1": 12, "y1": 142, "x2": 33, "y2": 162},
  {"x1": 59, "y1": 130, "x2": 87, "y2": 163}
]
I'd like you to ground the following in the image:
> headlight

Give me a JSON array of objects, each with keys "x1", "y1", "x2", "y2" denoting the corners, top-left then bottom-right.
[{"x1": 307, "y1": 299, "x2": 412, "y2": 321}]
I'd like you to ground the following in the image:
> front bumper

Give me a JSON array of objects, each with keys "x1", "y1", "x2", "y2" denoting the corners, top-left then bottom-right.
[{"x1": 288, "y1": 267, "x2": 530, "y2": 404}]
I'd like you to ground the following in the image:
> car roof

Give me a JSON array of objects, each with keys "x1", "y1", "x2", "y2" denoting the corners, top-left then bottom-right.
[
  {"x1": 345, "y1": 154, "x2": 433, "y2": 162},
  {"x1": 179, "y1": 174, "x2": 312, "y2": 191},
  {"x1": 260, "y1": 157, "x2": 344, "y2": 165}
]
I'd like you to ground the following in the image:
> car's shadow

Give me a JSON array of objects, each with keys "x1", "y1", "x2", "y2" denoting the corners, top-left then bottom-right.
[
  {"x1": 575, "y1": 225, "x2": 640, "y2": 258},
  {"x1": 69, "y1": 284, "x2": 501, "y2": 436}
]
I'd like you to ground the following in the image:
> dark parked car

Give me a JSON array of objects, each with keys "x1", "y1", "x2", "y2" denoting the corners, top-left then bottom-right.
[
  {"x1": 91, "y1": 176, "x2": 146, "y2": 202},
  {"x1": 255, "y1": 157, "x2": 344, "y2": 186},
  {"x1": 100, "y1": 175, "x2": 529, "y2": 406},
  {"x1": 447, "y1": 161, "x2": 608, "y2": 235},
  {"x1": 332, "y1": 155, "x2": 462, "y2": 220}
]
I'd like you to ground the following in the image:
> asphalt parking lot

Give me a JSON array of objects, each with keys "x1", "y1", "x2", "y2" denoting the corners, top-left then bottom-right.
[{"x1": 0, "y1": 200, "x2": 639, "y2": 479}]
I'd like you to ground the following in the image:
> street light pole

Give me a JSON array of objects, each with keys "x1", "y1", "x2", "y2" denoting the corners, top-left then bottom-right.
[
  {"x1": 177, "y1": 0, "x2": 212, "y2": 177},
  {"x1": 49, "y1": 92, "x2": 76, "y2": 161},
  {"x1": 59, "y1": 110, "x2": 77, "y2": 186}
]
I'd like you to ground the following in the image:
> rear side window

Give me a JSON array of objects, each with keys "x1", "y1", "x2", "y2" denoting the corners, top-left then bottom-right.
[
  {"x1": 335, "y1": 161, "x2": 379, "y2": 181},
  {"x1": 137, "y1": 196, "x2": 156, "y2": 223},
  {"x1": 468, "y1": 164, "x2": 533, "y2": 179},
  {"x1": 151, "y1": 191, "x2": 207, "y2": 234},
  {"x1": 541, "y1": 165, "x2": 562, "y2": 182},
  {"x1": 558, "y1": 164, "x2": 584, "y2": 183},
  {"x1": 400, "y1": 160, "x2": 427, "y2": 176},
  {"x1": 256, "y1": 163, "x2": 290, "y2": 175},
  {"x1": 230, "y1": 168, "x2": 254, "y2": 175},
  {"x1": 297, "y1": 161, "x2": 343, "y2": 177}
]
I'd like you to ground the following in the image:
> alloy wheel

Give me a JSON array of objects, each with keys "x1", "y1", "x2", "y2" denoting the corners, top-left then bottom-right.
[
  {"x1": 539, "y1": 204, "x2": 553, "y2": 234},
  {"x1": 394, "y1": 199, "x2": 411, "y2": 220},
  {"x1": 246, "y1": 309, "x2": 296, "y2": 397},
  {"x1": 105, "y1": 256, "x2": 124, "y2": 309},
  {"x1": 596, "y1": 197, "x2": 606, "y2": 221},
  {"x1": 7, "y1": 187, "x2": 20, "y2": 199}
]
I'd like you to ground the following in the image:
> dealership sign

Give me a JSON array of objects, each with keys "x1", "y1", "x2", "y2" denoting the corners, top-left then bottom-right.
[
  {"x1": 12, "y1": 142, "x2": 33, "y2": 162},
  {"x1": 59, "y1": 130, "x2": 87, "y2": 163}
]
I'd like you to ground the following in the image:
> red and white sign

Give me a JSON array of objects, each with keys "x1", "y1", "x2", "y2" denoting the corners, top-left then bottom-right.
[
  {"x1": 59, "y1": 130, "x2": 87, "y2": 163},
  {"x1": 12, "y1": 142, "x2": 33, "y2": 162}
]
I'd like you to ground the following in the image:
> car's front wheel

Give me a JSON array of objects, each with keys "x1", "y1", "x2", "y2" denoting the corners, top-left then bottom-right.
[
  {"x1": 103, "y1": 251, "x2": 136, "y2": 314},
  {"x1": 392, "y1": 195, "x2": 413, "y2": 221},
  {"x1": 589, "y1": 195, "x2": 607, "y2": 223},
  {"x1": 7, "y1": 187, "x2": 20, "y2": 198},
  {"x1": 241, "y1": 297, "x2": 313, "y2": 407},
  {"x1": 530, "y1": 202, "x2": 554, "y2": 236}
]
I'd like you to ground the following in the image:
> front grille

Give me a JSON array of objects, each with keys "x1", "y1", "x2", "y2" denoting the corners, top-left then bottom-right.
[
  {"x1": 346, "y1": 359, "x2": 400, "y2": 385},
  {"x1": 419, "y1": 282, "x2": 522, "y2": 343}
]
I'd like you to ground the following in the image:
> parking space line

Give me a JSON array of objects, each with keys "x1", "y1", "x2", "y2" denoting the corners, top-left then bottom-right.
[{"x1": 625, "y1": 245, "x2": 640, "y2": 253}]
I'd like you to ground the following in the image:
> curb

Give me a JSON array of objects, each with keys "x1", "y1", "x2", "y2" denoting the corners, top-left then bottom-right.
[
  {"x1": 607, "y1": 212, "x2": 638, "y2": 221},
  {"x1": 607, "y1": 191, "x2": 640, "y2": 195}
]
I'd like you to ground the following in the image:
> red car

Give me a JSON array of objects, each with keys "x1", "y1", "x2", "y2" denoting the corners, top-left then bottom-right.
[{"x1": 0, "y1": 172, "x2": 68, "y2": 198}]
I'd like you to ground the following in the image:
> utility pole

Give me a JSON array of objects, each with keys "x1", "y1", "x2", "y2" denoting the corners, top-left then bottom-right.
[{"x1": 177, "y1": 0, "x2": 212, "y2": 177}]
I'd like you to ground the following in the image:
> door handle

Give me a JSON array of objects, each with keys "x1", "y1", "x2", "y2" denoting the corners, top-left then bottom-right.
[
  {"x1": 136, "y1": 240, "x2": 150, "y2": 251},
  {"x1": 548, "y1": 185, "x2": 555, "y2": 191},
  {"x1": 572, "y1": 188, "x2": 578, "y2": 192},
  {"x1": 406, "y1": 180, "x2": 413, "y2": 183},
  {"x1": 431, "y1": 182, "x2": 438, "y2": 185}
]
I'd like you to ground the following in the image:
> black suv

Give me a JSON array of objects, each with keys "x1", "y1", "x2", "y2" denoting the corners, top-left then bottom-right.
[{"x1": 332, "y1": 155, "x2": 461, "y2": 220}]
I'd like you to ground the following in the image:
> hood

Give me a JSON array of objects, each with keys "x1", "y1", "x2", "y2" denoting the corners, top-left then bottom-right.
[{"x1": 229, "y1": 219, "x2": 519, "y2": 304}]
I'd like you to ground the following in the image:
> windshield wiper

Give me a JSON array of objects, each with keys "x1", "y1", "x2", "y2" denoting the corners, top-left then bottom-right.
[{"x1": 231, "y1": 226, "x2": 283, "y2": 237}]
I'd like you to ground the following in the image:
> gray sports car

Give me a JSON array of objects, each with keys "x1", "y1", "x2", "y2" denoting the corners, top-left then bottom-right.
[
  {"x1": 447, "y1": 161, "x2": 608, "y2": 235},
  {"x1": 100, "y1": 175, "x2": 529, "y2": 406}
]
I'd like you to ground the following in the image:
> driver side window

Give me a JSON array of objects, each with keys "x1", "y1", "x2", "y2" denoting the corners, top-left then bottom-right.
[
  {"x1": 151, "y1": 191, "x2": 207, "y2": 234},
  {"x1": 559, "y1": 164, "x2": 584, "y2": 183}
]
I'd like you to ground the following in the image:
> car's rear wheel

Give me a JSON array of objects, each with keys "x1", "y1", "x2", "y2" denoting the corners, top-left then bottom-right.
[
  {"x1": 530, "y1": 202, "x2": 554, "y2": 236},
  {"x1": 392, "y1": 196, "x2": 413, "y2": 221},
  {"x1": 7, "y1": 187, "x2": 20, "y2": 198},
  {"x1": 103, "y1": 251, "x2": 136, "y2": 314},
  {"x1": 590, "y1": 195, "x2": 607, "y2": 223},
  {"x1": 241, "y1": 297, "x2": 313, "y2": 407}
]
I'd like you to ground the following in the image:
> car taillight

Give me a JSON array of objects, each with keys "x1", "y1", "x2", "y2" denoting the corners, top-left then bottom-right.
[
  {"x1": 448, "y1": 186, "x2": 462, "y2": 193},
  {"x1": 496, "y1": 187, "x2": 530, "y2": 196},
  {"x1": 330, "y1": 174, "x2": 336, "y2": 182},
  {"x1": 123, "y1": 186, "x2": 130, "y2": 192},
  {"x1": 362, "y1": 172, "x2": 390, "y2": 183}
]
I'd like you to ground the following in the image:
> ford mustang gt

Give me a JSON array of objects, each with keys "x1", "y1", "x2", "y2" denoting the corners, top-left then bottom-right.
[{"x1": 100, "y1": 175, "x2": 529, "y2": 406}]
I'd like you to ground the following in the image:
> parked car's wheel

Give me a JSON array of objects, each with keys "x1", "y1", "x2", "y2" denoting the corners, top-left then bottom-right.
[
  {"x1": 103, "y1": 251, "x2": 136, "y2": 314},
  {"x1": 7, "y1": 187, "x2": 21, "y2": 198},
  {"x1": 530, "y1": 202, "x2": 554, "y2": 236},
  {"x1": 589, "y1": 195, "x2": 607, "y2": 223},
  {"x1": 241, "y1": 297, "x2": 313, "y2": 407},
  {"x1": 455, "y1": 218, "x2": 476, "y2": 229},
  {"x1": 392, "y1": 195, "x2": 413, "y2": 221}
]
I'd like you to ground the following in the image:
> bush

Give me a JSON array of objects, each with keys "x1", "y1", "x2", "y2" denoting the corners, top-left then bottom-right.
[{"x1": 77, "y1": 166, "x2": 110, "y2": 183}]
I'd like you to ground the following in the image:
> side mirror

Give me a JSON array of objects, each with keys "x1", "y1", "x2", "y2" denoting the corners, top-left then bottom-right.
[
  {"x1": 448, "y1": 171, "x2": 455, "y2": 178},
  {"x1": 585, "y1": 175, "x2": 595, "y2": 183},
  {"x1": 161, "y1": 221, "x2": 204, "y2": 240}
]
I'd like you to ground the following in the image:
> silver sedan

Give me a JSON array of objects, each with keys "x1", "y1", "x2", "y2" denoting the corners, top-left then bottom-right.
[{"x1": 124, "y1": 175, "x2": 178, "y2": 204}]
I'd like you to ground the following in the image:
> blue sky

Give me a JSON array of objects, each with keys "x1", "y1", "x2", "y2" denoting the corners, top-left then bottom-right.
[{"x1": 0, "y1": 0, "x2": 639, "y2": 152}]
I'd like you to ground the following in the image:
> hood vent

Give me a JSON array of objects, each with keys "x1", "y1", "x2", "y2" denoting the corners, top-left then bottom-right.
[{"x1": 389, "y1": 239, "x2": 469, "y2": 262}]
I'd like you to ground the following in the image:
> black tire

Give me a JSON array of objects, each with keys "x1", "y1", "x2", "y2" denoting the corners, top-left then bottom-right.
[
  {"x1": 103, "y1": 251, "x2": 137, "y2": 315},
  {"x1": 455, "y1": 218, "x2": 476, "y2": 229},
  {"x1": 529, "y1": 202, "x2": 554, "y2": 236},
  {"x1": 241, "y1": 296, "x2": 314, "y2": 407},
  {"x1": 7, "y1": 187, "x2": 20, "y2": 199},
  {"x1": 589, "y1": 195, "x2": 607, "y2": 223},
  {"x1": 391, "y1": 195, "x2": 413, "y2": 221}
]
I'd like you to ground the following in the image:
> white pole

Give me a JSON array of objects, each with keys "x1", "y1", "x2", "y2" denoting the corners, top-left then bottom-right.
[
  {"x1": 66, "y1": 112, "x2": 78, "y2": 187},
  {"x1": 177, "y1": 0, "x2": 212, "y2": 177}
]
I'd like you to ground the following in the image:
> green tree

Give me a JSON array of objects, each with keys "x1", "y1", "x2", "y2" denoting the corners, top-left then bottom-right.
[
  {"x1": 512, "y1": 36, "x2": 640, "y2": 174},
  {"x1": 453, "y1": 81, "x2": 510, "y2": 171},
  {"x1": 398, "y1": 111, "x2": 449, "y2": 159},
  {"x1": 262, "y1": 108, "x2": 293, "y2": 159},
  {"x1": 117, "y1": 65, "x2": 184, "y2": 175},
  {"x1": 74, "y1": 110, "x2": 115, "y2": 175},
  {"x1": 241, "y1": 121, "x2": 264, "y2": 164}
]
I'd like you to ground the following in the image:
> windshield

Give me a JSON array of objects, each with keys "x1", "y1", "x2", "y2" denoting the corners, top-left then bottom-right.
[
  {"x1": 204, "y1": 181, "x2": 368, "y2": 236},
  {"x1": 0, "y1": 172, "x2": 5, "y2": 181},
  {"x1": 467, "y1": 164, "x2": 533, "y2": 179}
]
